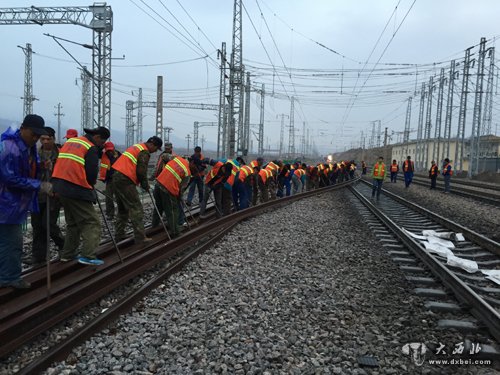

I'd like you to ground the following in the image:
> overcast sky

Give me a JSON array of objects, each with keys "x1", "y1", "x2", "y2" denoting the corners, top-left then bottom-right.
[{"x1": 1, "y1": 0, "x2": 499, "y2": 154}]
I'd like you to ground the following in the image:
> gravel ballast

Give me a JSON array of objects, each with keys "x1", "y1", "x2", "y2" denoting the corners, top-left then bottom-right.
[
  {"x1": 382, "y1": 180, "x2": 500, "y2": 242},
  {"x1": 35, "y1": 189, "x2": 495, "y2": 374}
]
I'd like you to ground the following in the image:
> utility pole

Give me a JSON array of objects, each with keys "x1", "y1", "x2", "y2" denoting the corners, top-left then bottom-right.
[
  {"x1": 201, "y1": 134, "x2": 206, "y2": 150},
  {"x1": 79, "y1": 66, "x2": 92, "y2": 134},
  {"x1": 137, "y1": 87, "x2": 143, "y2": 143},
  {"x1": 18, "y1": 43, "x2": 37, "y2": 117},
  {"x1": 306, "y1": 128, "x2": 310, "y2": 157},
  {"x1": 416, "y1": 82, "x2": 426, "y2": 170},
  {"x1": 469, "y1": 37, "x2": 487, "y2": 178},
  {"x1": 54, "y1": 103, "x2": 64, "y2": 144},
  {"x1": 369, "y1": 121, "x2": 376, "y2": 149},
  {"x1": 186, "y1": 134, "x2": 191, "y2": 153},
  {"x1": 302, "y1": 121, "x2": 306, "y2": 155},
  {"x1": 455, "y1": 47, "x2": 472, "y2": 172},
  {"x1": 442, "y1": 60, "x2": 456, "y2": 162},
  {"x1": 228, "y1": 0, "x2": 243, "y2": 157},
  {"x1": 288, "y1": 96, "x2": 295, "y2": 158},
  {"x1": 403, "y1": 96, "x2": 412, "y2": 156},
  {"x1": 432, "y1": 68, "x2": 445, "y2": 163},
  {"x1": 156, "y1": 76, "x2": 163, "y2": 139},
  {"x1": 164, "y1": 127, "x2": 173, "y2": 143},
  {"x1": 376, "y1": 120, "x2": 381, "y2": 147},
  {"x1": 482, "y1": 47, "x2": 495, "y2": 136},
  {"x1": 423, "y1": 76, "x2": 434, "y2": 169},
  {"x1": 217, "y1": 42, "x2": 227, "y2": 158},
  {"x1": 258, "y1": 83, "x2": 265, "y2": 155},
  {"x1": 383, "y1": 127, "x2": 388, "y2": 147},
  {"x1": 125, "y1": 100, "x2": 135, "y2": 147}
]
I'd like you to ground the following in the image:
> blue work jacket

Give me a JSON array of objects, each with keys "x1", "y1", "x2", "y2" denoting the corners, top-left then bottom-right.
[{"x1": 0, "y1": 127, "x2": 41, "y2": 224}]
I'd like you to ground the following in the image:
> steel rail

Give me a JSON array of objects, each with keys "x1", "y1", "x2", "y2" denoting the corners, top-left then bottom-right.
[
  {"x1": 408, "y1": 176, "x2": 500, "y2": 206},
  {"x1": 18, "y1": 223, "x2": 237, "y2": 374},
  {"x1": 412, "y1": 173, "x2": 500, "y2": 192},
  {"x1": 0, "y1": 177, "x2": 359, "y2": 359},
  {"x1": 359, "y1": 179, "x2": 500, "y2": 255},
  {"x1": 349, "y1": 184, "x2": 500, "y2": 342}
]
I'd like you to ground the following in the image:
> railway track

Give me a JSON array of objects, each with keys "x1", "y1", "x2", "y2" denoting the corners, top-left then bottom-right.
[
  {"x1": 1, "y1": 178, "x2": 358, "y2": 373},
  {"x1": 350, "y1": 180, "x2": 500, "y2": 354},
  {"x1": 408, "y1": 175, "x2": 500, "y2": 206}
]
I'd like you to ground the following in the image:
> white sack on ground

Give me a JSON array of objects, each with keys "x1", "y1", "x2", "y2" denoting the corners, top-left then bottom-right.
[
  {"x1": 421, "y1": 241, "x2": 454, "y2": 258},
  {"x1": 446, "y1": 254, "x2": 478, "y2": 273}
]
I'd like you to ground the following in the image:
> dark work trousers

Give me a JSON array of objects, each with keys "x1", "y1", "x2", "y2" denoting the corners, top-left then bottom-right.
[
  {"x1": 221, "y1": 186, "x2": 233, "y2": 215},
  {"x1": 444, "y1": 175, "x2": 451, "y2": 192},
  {"x1": 31, "y1": 199, "x2": 65, "y2": 262},
  {"x1": 371, "y1": 179, "x2": 384, "y2": 200},
  {"x1": 186, "y1": 176, "x2": 204, "y2": 205},
  {"x1": 390, "y1": 172, "x2": 398, "y2": 183},
  {"x1": 430, "y1": 176, "x2": 437, "y2": 189},
  {"x1": 159, "y1": 187, "x2": 180, "y2": 237},
  {"x1": 404, "y1": 172, "x2": 413, "y2": 187}
]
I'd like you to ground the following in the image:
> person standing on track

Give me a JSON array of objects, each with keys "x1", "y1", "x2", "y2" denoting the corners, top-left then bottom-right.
[
  {"x1": 98, "y1": 141, "x2": 121, "y2": 219},
  {"x1": 30, "y1": 126, "x2": 65, "y2": 266},
  {"x1": 390, "y1": 159, "x2": 399, "y2": 183},
  {"x1": 151, "y1": 142, "x2": 174, "y2": 228},
  {"x1": 442, "y1": 158, "x2": 453, "y2": 193},
  {"x1": 403, "y1": 155, "x2": 414, "y2": 188},
  {"x1": 52, "y1": 126, "x2": 110, "y2": 266},
  {"x1": 429, "y1": 160, "x2": 439, "y2": 190},
  {"x1": 186, "y1": 146, "x2": 206, "y2": 207},
  {"x1": 371, "y1": 156, "x2": 386, "y2": 201},
  {"x1": 112, "y1": 136, "x2": 162, "y2": 244},
  {"x1": 0, "y1": 115, "x2": 48, "y2": 288}
]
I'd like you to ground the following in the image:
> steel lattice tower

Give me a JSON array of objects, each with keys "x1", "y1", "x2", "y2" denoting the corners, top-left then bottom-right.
[
  {"x1": 455, "y1": 47, "x2": 472, "y2": 172},
  {"x1": 156, "y1": 76, "x2": 163, "y2": 139},
  {"x1": 136, "y1": 88, "x2": 143, "y2": 143},
  {"x1": 432, "y1": 68, "x2": 445, "y2": 163},
  {"x1": 415, "y1": 83, "x2": 426, "y2": 170},
  {"x1": 469, "y1": 37, "x2": 487, "y2": 177},
  {"x1": 423, "y1": 76, "x2": 434, "y2": 169},
  {"x1": 125, "y1": 100, "x2": 135, "y2": 147},
  {"x1": 228, "y1": 0, "x2": 243, "y2": 157},
  {"x1": 442, "y1": 60, "x2": 456, "y2": 162},
  {"x1": 482, "y1": 47, "x2": 495, "y2": 136},
  {"x1": 80, "y1": 67, "x2": 92, "y2": 134},
  {"x1": 243, "y1": 71, "x2": 251, "y2": 155},
  {"x1": 403, "y1": 96, "x2": 412, "y2": 156},
  {"x1": 217, "y1": 42, "x2": 227, "y2": 158},
  {"x1": 19, "y1": 43, "x2": 36, "y2": 117},
  {"x1": 288, "y1": 97, "x2": 295, "y2": 158}
]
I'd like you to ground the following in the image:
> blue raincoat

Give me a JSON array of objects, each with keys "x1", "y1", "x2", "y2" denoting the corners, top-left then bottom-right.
[{"x1": 0, "y1": 127, "x2": 41, "y2": 224}]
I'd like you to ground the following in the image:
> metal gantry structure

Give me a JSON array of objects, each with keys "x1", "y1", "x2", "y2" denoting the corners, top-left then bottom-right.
[
  {"x1": 1, "y1": 3, "x2": 113, "y2": 129},
  {"x1": 403, "y1": 96, "x2": 412, "y2": 157},
  {"x1": 442, "y1": 60, "x2": 456, "y2": 162},
  {"x1": 432, "y1": 68, "x2": 445, "y2": 164},
  {"x1": 193, "y1": 121, "x2": 217, "y2": 148},
  {"x1": 423, "y1": 76, "x2": 434, "y2": 169},
  {"x1": 80, "y1": 67, "x2": 92, "y2": 133},
  {"x1": 455, "y1": 47, "x2": 472, "y2": 172},
  {"x1": 288, "y1": 96, "x2": 295, "y2": 158},
  {"x1": 217, "y1": 42, "x2": 228, "y2": 158}
]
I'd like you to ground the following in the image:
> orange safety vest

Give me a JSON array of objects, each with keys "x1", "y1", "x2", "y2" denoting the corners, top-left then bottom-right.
[
  {"x1": 112, "y1": 143, "x2": 148, "y2": 185},
  {"x1": 250, "y1": 160, "x2": 260, "y2": 169},
  {"x1": 156, "y1": 156, "x2": 191, "y2": 197},
  {"x1": 225, "y1": 159, "x2": 240, "y2": 187},
  {"x1": 294, "y1": 168, "x2": 305, "y2": 178},
  {"x1": 429, "y1": 165, "x2": 439, "y2": 176},
  {"x1": 238, "y1": 165, "x2": 254, "y2": 182},
  {"x1": 259, "y1": 168, "x2": 272, "y2": 184},
  {"x1": 390, "y1": 163, "x2": 398, "y2": 172},
  {"x1": 373, "y1": 163, "x2": 386, "y2": 178},
  {"x1": 99, "y1": 153, "x2": 111, "y2": 181},
  {"x1": 205, "y1": 161, "x2": 224, "y2": 185},
  {"x1": 52, "y1": 136, "x2": 94, "y2": 189},
  {"x1": 403, "y1": 160, "x2": 414, "y2": 172},
  {"x1": 442, "y1": 163, "x2": 453, "y2": 176}
]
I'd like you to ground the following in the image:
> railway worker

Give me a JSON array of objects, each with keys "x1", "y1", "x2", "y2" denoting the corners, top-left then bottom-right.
[
  {"x1": 403, "y1": 155, "x2": 414, "y2": 188},
  {"x1": 371, "y1": 156, "x2": 386, "y2": 201},
  {"x1": 265, "y1": 160, "x2": 280, "y2": 199},
  {"x1": 250, "y1": 157, "x2": 264, "y2": 205},
  {"x1": 233, "y1": 157, "x2": 253, "y2": 210},
  {"x1": 63, "y1": 128, "x2": 78, "y2": 141},
  {"x1": 429, "y1": 160, "x2": 439, "y2": 190},
  {"x1": 276, "y1": 163, "x2": 290, "y2": 197},
  {"x1": 291, "y1": 162, "x2": 304, "y2": 195},
  {"x1": 186, "y1": 146, "x2": 206, "y2": 207},
  {"x1": 390, "y1": 159, "x2": 399, "y2": 183},
  {"x1": 361, "y1": 160, "x2": 367, "y2": 175},
  {"x1": 52, "y1": 126, "x2": 110, "y2": 266},
  {"x1": 221, "y1": 159, "x2": 240, "y2": 213},
  {"x1": 30, "y1": 126, "x2": 65, "y2": 267},
  {"x1": 0, "y1": 115, "x2": 48, "y2": 288},
  {"x1": 199, "y1": 159, "x2": 223, "y2": 217},
  {"x1": 307, "y1": 165, "x2": 319, "y2": 190},
  {"x1": 329, "y1": 162, "x2": 339, "y2": 185},
  {"x1": 151, "y1": 142, "x2": 174, "y2": 228},
  {"x1": 442, "y1": 158, "x2": 453, "y2": 193},
  {"x1": 200, "y1": 159, "x2": 239, "y2": 217},
  {"x1": 258, "y1": 166, "x2": 273, "y2": 203},
  {"x1": 112, "y1": 136, "x2": 162, "y2": 244},
  {"x1": 98, "y1": 141, "x2": 121, "y2": 219},
  {"x1": 349, "y1": 161, "x2": 356, "y2": 179},
  {"x1": 155, "y1": 155, "x2": 195, "y2": 238}
]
